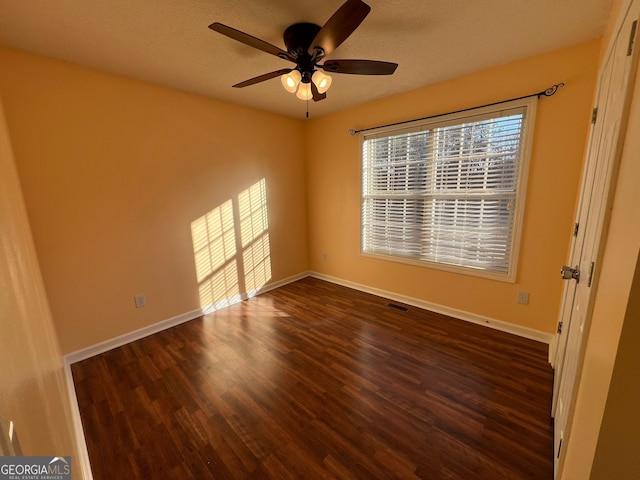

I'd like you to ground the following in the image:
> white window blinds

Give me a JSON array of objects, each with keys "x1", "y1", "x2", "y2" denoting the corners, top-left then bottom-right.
[{"x1": 361, "y1": 98, "x2": 536, "y2": 281}]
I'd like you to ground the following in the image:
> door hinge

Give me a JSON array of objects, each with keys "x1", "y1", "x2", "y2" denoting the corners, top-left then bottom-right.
[
  {"x1": 557, "y1": 321, "x2": 563, "y2": 334},
  {"x1": 573, "y1": 222, "x2": 579, "y2": 237},
  {"x1": 628, "y1": 20, "x2": 638, "y2": 56},
  {"x1": 592, "y1": 107, "x2": 599, "y2": 124},
  {"x1": 588, "y1": 261, "x2": 596, "y2": 287},
  {"x1": 561, "y1": 265, "x2": 580, "y2": 282}
]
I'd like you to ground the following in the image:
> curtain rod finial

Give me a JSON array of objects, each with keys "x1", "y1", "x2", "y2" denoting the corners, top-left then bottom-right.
[
  {"x1": 541, "y1": 83, "x2": 565, "y2": 97},
  {"x1": 349, "y1": 129, "x2": 357, "y2": 136}
]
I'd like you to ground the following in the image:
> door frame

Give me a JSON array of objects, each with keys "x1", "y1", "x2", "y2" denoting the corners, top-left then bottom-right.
[{"x1": 551, "y1": 0, "x2": 640, "y2": 476}]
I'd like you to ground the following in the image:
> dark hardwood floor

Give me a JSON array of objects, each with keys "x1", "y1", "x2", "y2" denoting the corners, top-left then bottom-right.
[{"x1": 72, "y1": 277, "x2": 553, "y2": 479}]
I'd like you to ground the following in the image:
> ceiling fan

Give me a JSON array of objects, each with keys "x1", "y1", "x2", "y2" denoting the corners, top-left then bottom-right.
[{"x1": 209, "y1": 0, "x2": 398, "y2": 102}]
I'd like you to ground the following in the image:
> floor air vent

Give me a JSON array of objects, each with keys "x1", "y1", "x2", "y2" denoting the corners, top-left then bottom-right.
[{"x1": 387, "y1": 303, "x2": 409, "y2": 312}]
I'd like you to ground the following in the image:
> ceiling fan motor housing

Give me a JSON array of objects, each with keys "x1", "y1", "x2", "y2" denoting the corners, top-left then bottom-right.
[{"x1": 283, "y1": 23, "x2": 322, "y2": 58}]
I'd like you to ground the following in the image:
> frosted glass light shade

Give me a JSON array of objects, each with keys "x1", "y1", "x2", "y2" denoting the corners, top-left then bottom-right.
[
  {"x1": 312, "y1": 71, "x2": 332, "y2": 94},
  {"x1": 281, "y1": 70, "x2": 301, "y2": 93},
  {"x1": 296, "y1": 82, "x2": 313, "y2": 100}
]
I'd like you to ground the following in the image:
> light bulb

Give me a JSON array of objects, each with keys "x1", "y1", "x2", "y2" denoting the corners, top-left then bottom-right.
[
  {"x1": 296, "y1": 82, "x2": 313, "y2": 100},
  {"x1": 312, "y1": 71, "x2": 332, "y2": 94},
  {"x1": 281, "y1": 70, "x2": 301, "y2": 93}
]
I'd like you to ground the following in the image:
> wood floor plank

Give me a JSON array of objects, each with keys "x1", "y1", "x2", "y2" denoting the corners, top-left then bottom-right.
[{"x1": 72, "y1": 277, "x2": 553, "y2": 479}]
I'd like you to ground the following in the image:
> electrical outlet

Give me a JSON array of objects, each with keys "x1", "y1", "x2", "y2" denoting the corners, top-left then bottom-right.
[
  {"x1": 322, "y1": 253, "x2": 328, "y2": 262},
  {"x1": 517, "y1": 291, "x2": 529, "y2": 305},
  {"x1": 134, "y1": 294, "x2": 146, "y2": 308}
]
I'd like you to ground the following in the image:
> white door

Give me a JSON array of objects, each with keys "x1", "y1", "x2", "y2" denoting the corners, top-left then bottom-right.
[{"x1": 552, "y1": 0, "x2": 640, "y2": 476}]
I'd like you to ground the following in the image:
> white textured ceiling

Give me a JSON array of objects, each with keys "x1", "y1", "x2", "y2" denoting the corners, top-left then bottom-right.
[{"x1": 0, "y1": 0, "x2": 612, "y2": 119}]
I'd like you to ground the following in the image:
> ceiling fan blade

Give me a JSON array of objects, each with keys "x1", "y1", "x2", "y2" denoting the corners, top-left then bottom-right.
[
  {"x1": 233, "y1": 69, "x2": 293, "y2": 88},
  {"x1": 209, "y1": 23, "x2": 294, "y2": 61},
  {"x1": 321, "y1": 59, "x2": 398, "y2": 75},
  {"x1": 308, "y1": 0, "x2": 371, "y2": 57},
  {"x1": 311, "y1": 81, "x2": 327, "y2": 102}
]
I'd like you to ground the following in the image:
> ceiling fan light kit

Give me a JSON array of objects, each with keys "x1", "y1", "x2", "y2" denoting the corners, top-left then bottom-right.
[
  {"x1": 208, "y1": 0, "x2": 397, "y2": 109},
  {"x1": 281, "y1": 69, "x2": 332, "y2": 98},
  {"x1": 312, "y1": 70, "x2": 332, "y2": 94},
  {"x1": 296, "y1": 82, "x2": 313, "y2": 100},
  {"x1": 281, "y1": 70, "x2": 302, "y2": 93}
]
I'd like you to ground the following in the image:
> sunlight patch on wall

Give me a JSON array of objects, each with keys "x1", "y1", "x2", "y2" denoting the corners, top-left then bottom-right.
[
  {"x1": 191, "y1": 199, "x2": 241, "y2": 312},
  {"x1": 191, "y1": 178, "x2": 272, "y2": 313},
  {"x1": 243, "y1": 233, "x2": 271, "y2": 295},
  {"x1": 239, "y1": 179, "x2": 272, "y2": 295}
]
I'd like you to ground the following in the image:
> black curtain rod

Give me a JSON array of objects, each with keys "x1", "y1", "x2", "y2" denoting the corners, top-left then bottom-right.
[{"x1": 348, "y1": 82, "x2": 565, "y2": 136}]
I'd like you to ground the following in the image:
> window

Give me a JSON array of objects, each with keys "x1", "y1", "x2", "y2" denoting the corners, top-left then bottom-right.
[{"x1": 361, "y1": 98, "x2": 536, "y2": 281}]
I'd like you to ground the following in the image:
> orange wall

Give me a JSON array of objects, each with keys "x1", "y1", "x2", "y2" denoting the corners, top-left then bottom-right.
[
  {"x1": 0, "y1": 93, "x2": 80, "y2": 469},
  {"x1": 590, "y1": 250, "x2": 640, "y2": 479},
  {"x1": 305, "y1": 40, "x2": 600, "y2": 334},
  {"x1": 0, "y1": 47, "x2": 309, "y2": 354},
  {"x1": 0, "y1": 38, "x2": 601, "y2": 356}
]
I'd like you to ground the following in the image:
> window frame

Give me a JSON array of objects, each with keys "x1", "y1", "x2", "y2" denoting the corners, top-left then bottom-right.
[{"x1": 360, "y1": 97, "x2": 537, "y2": 283}]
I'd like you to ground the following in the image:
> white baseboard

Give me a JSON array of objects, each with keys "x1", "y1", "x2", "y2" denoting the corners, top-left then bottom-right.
[
  {"x1": 548, "y1": 333, "x2": 559, "y2": 366},
  {"x1": 64, "y1": 308, "x2": 205, "y2": 365},
  {"x1": 63, "y1": 362, "x2": 93, "y2": 480},
  {"x1": 65, "y1": 268, "x2": 550, "y2": 365},
  {"x1": 66, "y1": 268, "x2": 549, "y2": 365},
  {"x1": 309, "y1": 272, "x2": 553, "y2": 345},
  {"x1": 64, "y1": 271, "x2": 310, "y2": 365}
]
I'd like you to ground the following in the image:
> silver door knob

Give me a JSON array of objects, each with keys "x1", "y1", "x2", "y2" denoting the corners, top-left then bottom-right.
[{"x1": 560, "y1": 265, "x2": 580, "y2": 282}]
